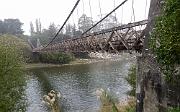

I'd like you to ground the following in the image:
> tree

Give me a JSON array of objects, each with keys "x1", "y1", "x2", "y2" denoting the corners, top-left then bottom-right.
[
  {"x1": 66, "y1": 24, "x2": 81, "y2": 37},
  {"x1": 78, "y1": 14, "x2": 93, "y2": 33},
  {"x1": 0, "y1": 20, "x2": 5, "y2": 34},
  {"x1": 101, "y1": 14, "x2": 118, "y2": 29},
  {"x1": 72, "y1": 24, "x2": 82, "y2": 37},
  {"x1": 0, "y1": 19, "x2": 24, "y2": 35},
  {"x1": 65, "y1": 24, "x2": 76, "y2": 37},
  {"x1": 35, "y1": 19, "x2": 42, "y2": 34},
  {"x1": 30, "y1": 19, "x2": 42, "y2": 35},
  {"x1": 47, "y1": 23, "x2": 57, "y2": 37},
  {"x1": 30, "y1": 22, "x2": 35, "y2": 36},
  {"x1": 94, "y1": 14, "x2": 119, "y2": 31}
]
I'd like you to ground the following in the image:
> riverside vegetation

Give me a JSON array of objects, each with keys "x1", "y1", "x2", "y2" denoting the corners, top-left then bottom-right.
[
  {"x1": 96, "y1": 88, "x2": 136, "y2": 112},
  {"x1": 1, "y1": 2, "x2": 179, "y2": 110},
  {"x1": 96, "y1": 64, "x2": 137, "y2": 112},
  {"x1": 0, "y1": 35, "x2": 26, "y2": 111},
  {"x1": 33, "y1": 52, "x2": 75, "y2": 64},
  {"x1": 150, "y1": 0, "x2": 180, "y2": 109},
  {"x1": 0, "y1": 34, "x2": 74, "y2": 111}
]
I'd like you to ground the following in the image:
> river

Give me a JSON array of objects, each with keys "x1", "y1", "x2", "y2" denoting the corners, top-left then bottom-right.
[{"x1": 24, "y1": 57, "x2": 135, "y2": 112}]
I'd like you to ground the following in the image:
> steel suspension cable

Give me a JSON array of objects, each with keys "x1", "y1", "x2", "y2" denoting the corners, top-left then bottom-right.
[
  {"x1": 77, "y1": 7, "x2": 79, "y2": 19},
  {"x1": 82, "y1": 0, "x2": 86, "y2": 24},
  {"x1": 76, "y1": 7, "x2": 80, "y2": 29},
  {"x1": 82, "y1": 0, "x2": 85, "y2": 14},
  {"x1": 144, "y1": 0, "x2": 148, "y2": 18},
  {"x1": 88, "y1": 0, "x2": 93, "y2": 25},
  {"x1": 113, "y1": 0, "x2": 118, "y2": 24},
  {"x1": 131, "y1": 0, "x2": 136, "y2": 32},
  {"x1": 121, "y1": 5, "x2": 123, "y2": 24},
  {"x1": 131, "y1": 0, "x2": 135, "y2": 22},
  {"x1": 81, "y1": 0, "x2": 128, "y2": 36},
  {"x1": 43, "y1": 0, "x2": 81, "y2": 49},
  {"x1": 98, "y1": 0, "x2": 103, "y2": 29},
  {"x1": 98, "y1": 0, "x2": 102, "y2": 19}
]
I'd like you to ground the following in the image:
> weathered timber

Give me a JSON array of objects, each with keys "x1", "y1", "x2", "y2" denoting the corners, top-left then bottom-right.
[
  {"x1": 82, "y1": 19, "x2": 148, "y2": 38},
  {"x1": 136, "y1": 0, "x2": 167, "y2": 112},
  {"x1": 33, "y1": 20, "x2": 147, "y2": 53}
]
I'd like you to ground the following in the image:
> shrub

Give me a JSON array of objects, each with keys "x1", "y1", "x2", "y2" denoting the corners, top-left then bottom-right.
[
  {"x1": 0, "y1": 34, "x2": 32, "y2": 62},
  {"x1": 126, "y1": 65, "x2": 136, "y2": 96},
  {"x1": 150, "y1": 0, "x2": 180, "y2": 106},
  {"x1": 0, "y1": 35, "x2": 25, "y2": 111},
  {"x1": 150, "y1": 0, "x2": 180, "y2": 81},
  {"x1": 39, "y1": 52, "x2": 74, "y2": 64}
]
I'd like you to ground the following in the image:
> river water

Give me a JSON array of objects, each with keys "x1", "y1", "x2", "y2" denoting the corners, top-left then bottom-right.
[{"x1": 24, "y1": 57, "x2": 135, "y2": 112}]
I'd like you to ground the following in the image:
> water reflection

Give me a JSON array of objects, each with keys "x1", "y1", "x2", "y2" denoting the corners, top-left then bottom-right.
[{"x1": 25, "y1": 59, "x2": 133, "y2": 112}]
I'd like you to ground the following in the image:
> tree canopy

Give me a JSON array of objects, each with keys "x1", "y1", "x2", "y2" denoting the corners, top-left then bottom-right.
[
  {"x1": 78, "y1": 14, "x2": 93, "y2": 33},
  {"x1": 0, "y1": 19, "x2": 24, "y2": 35}
]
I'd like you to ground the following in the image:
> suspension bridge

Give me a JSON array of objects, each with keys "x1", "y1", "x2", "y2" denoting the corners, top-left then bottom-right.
[{"x1": 32, "y1": 0, "x2": 149, "y2": 53}]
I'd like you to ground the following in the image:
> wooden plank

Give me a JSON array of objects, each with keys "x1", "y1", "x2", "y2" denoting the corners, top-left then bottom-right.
[
  {"x1": 115, "y1": 31, "x2": 129, "y2": 49},
  {"x1": 33, "y1": 20, "x2": 147, "y2": 53},
  {"x1": 102, "y1": 31, "x2": 115, "y2": 50},
  {"x1": 108, "y1": 41, "x2": 119, "y2": 53}
]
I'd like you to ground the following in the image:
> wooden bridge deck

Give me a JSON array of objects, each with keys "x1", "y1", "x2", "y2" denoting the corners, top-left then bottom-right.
[{"x1": 33, "y1": 20, "x2": 148, "y2": 53}]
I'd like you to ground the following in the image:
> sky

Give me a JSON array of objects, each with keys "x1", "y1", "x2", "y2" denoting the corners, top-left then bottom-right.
[{"x1": 0, "y1": 0, "x2": 151, "y2": 35}]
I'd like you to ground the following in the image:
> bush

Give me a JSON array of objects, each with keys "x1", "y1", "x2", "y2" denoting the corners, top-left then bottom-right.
[
  {"x1": 39, "y1": 52, "x2": 74, "y2": 64},
  {"x1": 126, "y1": 65, "x2": 136, "y2": 96},
  {"x1": 0, "y1": 35, "x2": 25, "y2": 111},
  {"x1": 150, "y1": 0, "x2": 180, "y2": 106},
  {"x1": 0, "y1": 34, "x2": 32, "y2": 62},
  {"x1": 150, "y1": 0, "x2": 180, "y2": 80}
]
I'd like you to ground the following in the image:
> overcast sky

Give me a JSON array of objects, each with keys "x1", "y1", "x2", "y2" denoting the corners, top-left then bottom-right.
[{"x1": 0, "y1": 0, "x2": 150, "y2": 35}]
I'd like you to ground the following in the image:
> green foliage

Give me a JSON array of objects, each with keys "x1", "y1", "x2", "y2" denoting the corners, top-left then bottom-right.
[
  {"x1": 0, "y1": 35, "x2": 25, "y2": 111},
  {"x1": 126, "y1": 65, "x2": 136, "y2": 96},
  {"x1": 125, "y1": 106, "x2": 136, "y2": 112},
  {"x1": 78, "y1": 14, "x2": 93, "y2": 33},
  {"x1": 38, "y1": 52, "x2": 74, "y2": 64},
  {"x1": 168, "y1": 107, "x2": 180, "y2": 112},
  {"x1": 150, "y1": 0, "x2": 180, "y2": 106},
  {"x1": 30, "y1": 21, "x2": 73, "y2": 45},
  {"x1": 0, "y1": 19, "x2": 24, "y2": 35},
  {"x1": 150, "y1": 0, "x2": 180, "y2": 67},
  {"x1": 0, "y1": 34, "x2": 32, "y2": 62},
  {"x1": 150, "y1": 0, "x2": 180, "y2": 82},
  {"x1": 112, "y1": 102, "x2": 118, "y2": 112}
]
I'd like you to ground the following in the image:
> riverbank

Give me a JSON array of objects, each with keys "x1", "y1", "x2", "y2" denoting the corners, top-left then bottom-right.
[
  {"x1": 25, "y1": 58, "x2": 104, "y2": 69},
  {"x1": 25, "y1": 53, "x2": 138, "y2": 69}
]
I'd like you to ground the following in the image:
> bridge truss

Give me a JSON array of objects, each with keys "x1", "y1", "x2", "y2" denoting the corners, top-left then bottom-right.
[{"x1": 33, "y1": 20, "x2": 148, "y2": 53}]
